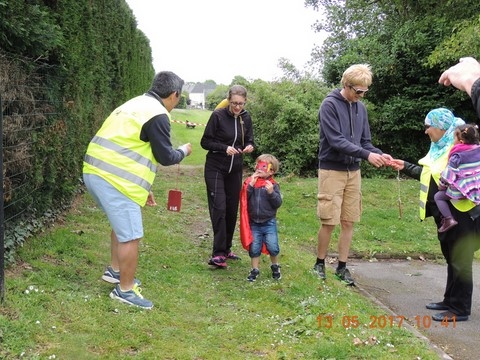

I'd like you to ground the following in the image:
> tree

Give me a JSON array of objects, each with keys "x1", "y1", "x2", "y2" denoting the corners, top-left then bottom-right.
[
  {"x1": 306, "y1": 0, "x2": 480, "y2": 163},
  {"x1": 205, "y1": 85, "x2": 228, "y2": 110},
  {"x1": 246, "y1": 78, "x2": 330, "y2": 176}
]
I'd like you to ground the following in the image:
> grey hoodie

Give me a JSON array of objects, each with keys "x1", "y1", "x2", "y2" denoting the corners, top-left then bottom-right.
[{"x1": 318, "y1": 89, "x2": 383, "y2": 171}]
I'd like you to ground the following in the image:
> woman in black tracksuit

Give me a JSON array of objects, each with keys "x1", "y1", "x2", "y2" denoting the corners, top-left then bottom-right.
[{"x1": 201, "y1": 85, "x2": 255, "y2": 268}]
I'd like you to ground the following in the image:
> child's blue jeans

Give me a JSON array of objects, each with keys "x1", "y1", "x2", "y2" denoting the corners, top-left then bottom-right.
[{"x1": 249, "y1": 218, "x2": 280, "y2": 257}]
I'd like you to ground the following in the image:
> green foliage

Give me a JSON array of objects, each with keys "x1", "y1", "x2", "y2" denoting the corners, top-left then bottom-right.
[
  {"x1": 205, "y1": 84, "x2": 228, "y2": 110},
  {"x1": 427, "y1": 15, "x2": 480, "y2": 69},
  {"x1": 247, "y1": 78, "x2": 329, "y2": 176},
  {"x1": 0, "y1": 0, "x2": 63, "y2": 58},
  {"x1": 307, "y1": 0, "x2": 480, "y2": 164},
  {"x1": 57, "y1": 0, "x2": 154, "y2": 110},
  {"x1": 177, "y1": 92, "x2": 187, "y2": 109}
]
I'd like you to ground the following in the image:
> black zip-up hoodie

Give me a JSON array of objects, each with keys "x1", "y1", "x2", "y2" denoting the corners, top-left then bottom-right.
[
  {"x1": 201, "y1": 107, "x2": 254, "y2": 173},
  {"x1": 318, "y1": 89, "x2": 383, "y2": 171}
]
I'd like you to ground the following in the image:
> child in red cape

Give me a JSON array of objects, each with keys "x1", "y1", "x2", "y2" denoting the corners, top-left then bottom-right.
[{"x1": 240, "y1": 154, "x2": 283, "y2": 281}]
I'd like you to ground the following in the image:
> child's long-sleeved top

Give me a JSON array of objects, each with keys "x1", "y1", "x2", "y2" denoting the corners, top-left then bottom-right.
[
  {"x1": 441, "y1": 143, "x2": 480, "y2": 204},
  {"x1": 246, "y1": 177, "x2": 282, "y2": 223}
]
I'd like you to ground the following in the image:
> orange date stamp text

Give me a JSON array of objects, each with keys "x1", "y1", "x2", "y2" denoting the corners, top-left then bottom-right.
[{"x1": 317, "y1": 314, "x2": 457, "y2": 329}]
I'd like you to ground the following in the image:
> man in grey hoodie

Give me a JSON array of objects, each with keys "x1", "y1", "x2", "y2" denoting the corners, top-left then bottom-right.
[{"x1": 313, "y1": 64, "x2": 392, "y2": 285}]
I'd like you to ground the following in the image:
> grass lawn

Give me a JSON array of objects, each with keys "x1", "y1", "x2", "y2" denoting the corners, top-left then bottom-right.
[{"x1": 0, "y1": 108, "x2": 452, "y2": 359}]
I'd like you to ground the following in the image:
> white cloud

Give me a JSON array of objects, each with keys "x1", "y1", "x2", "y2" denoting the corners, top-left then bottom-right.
[{"x1": 125, "y1": 0, "x2": 325, "y2": 84}]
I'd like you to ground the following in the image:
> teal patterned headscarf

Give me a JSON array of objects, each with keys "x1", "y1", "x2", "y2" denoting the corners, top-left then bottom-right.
[{"x1": 425, "y1": 108, "x2": 465, "y2": 160}]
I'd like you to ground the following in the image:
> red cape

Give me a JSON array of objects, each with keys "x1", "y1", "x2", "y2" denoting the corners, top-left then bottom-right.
[{"x1": 239, "y1": 176, "x2": 276, "y2": 255}]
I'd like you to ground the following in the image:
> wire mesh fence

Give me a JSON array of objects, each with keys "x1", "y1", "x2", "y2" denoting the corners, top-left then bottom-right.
[{"x1": 1, "y1": 80, "x2": 63, "y2": 304}]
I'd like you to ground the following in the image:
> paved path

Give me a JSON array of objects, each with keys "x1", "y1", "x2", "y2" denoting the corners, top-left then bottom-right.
[{"x1": 345, "y1": 258, "x2": 480, "y2": 360}]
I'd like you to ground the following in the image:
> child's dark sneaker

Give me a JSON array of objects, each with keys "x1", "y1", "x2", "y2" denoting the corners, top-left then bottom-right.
[
  {"x1": 271, "y1": 264, "x2": 281, "y2": 280},
  {"x1": 247, "y1": 268, "x2": 260, "y2": 282},
  {"x1": 208, "y1": 256, "x2": 227, "y2": 268}
]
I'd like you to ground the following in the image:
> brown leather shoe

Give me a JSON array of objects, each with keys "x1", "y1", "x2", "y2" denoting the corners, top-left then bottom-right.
[{"x1": 438, "y1": 217, "x2": 458, "y2": 233}]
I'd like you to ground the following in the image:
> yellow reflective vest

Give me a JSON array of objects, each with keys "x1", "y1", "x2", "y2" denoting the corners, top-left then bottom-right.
[
  {"x1": 83, "y1": 95, "x2": 168, "y2": 206},
  {"x1": 418, "y1": 148, "x2": 474, "y2": 220},
  {"x1": 215, "y1": 98, "x2": 229, "y2": 109}
]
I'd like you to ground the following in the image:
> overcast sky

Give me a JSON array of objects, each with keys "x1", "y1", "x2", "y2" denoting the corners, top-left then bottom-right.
[{"x1": 125, "y1": 0, "x2": 325, "y2": 84}]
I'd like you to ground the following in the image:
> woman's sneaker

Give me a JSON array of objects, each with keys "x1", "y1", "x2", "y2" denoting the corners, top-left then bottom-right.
[
  {"x1": 109, "y1": 284, "x2": 153, "y2": 309},
  {"x1": 271, "y1": 264, "x2": 281, "y2": 280},
  {"x1": 247, "y1": 268, "x2": 260, "y2": 282},
  {"x1": 101, "y1": 266, "x2": 142, "y2": 286},
  {"x1": 226, "y1": 252, "x2": 241, "y2": 260},
  {"x1": 208, "y1": 256, "x2": 227, "y2": 268}
]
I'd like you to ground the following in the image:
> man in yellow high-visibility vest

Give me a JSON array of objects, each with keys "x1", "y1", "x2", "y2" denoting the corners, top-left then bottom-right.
[{"x1": 83, "y1": 71, "x2": 192, "y2": 309}]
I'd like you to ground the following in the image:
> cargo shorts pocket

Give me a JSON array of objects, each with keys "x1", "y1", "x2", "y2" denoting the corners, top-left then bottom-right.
[{"x1": 317, "y1": 193, "x2": 334, "y2": 220}]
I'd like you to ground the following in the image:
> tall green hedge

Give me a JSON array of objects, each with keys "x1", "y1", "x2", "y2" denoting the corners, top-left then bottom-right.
[{"x1": 0, "y1": 0, "x2": 154, "y2": 261}]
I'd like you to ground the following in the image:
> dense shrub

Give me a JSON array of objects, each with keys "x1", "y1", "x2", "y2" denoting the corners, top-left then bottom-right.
[{"x1": 246, "y1": 78, "x2": 330, "y2": 177}]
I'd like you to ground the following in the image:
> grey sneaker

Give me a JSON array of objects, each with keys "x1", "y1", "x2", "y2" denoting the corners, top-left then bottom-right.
[
  {"x1": 101, "y1": 266, "x2": 142, "y2": 286},
  {"x1": 109, "y1": 284, "x2": 153, "y2": 309},
  {"x1": 271, "y1": 264, "x2": 281, "y2": 280},
  {"x1": 313, "y1": 263, "x2": 326, "y2": 280},
  {"x1": 247, "y1": 268, "x2": 260, "y2": 282},
  {"x1": 335, "y1": 267, "x2": 355, "y2": 286}
]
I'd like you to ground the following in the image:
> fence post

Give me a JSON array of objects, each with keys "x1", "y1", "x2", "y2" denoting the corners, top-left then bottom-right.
[{"x1": 0, "y1": 94, "x2": 4, "y2": 304}]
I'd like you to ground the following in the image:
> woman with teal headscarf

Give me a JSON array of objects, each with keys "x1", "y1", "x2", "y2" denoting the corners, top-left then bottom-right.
[
  {"x1": 424, "y1": 107, "x2": 465, "y2": 161},
  {"x1": 390, "y1": 107, "x2": 480, "y2": 323}
]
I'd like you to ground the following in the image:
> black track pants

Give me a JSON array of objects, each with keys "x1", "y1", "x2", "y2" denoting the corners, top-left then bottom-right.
[{"x1": 204, "y1": 166, "x2": 242, "y2": 257}]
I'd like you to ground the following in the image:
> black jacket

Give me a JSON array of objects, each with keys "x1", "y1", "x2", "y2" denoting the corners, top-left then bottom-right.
[
  {"x1": 247, "y1": 180, "x2": 282, "y2": 223},
  {"x1": 201, "y1": 107, "x2": 254, "y2": 173}
]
